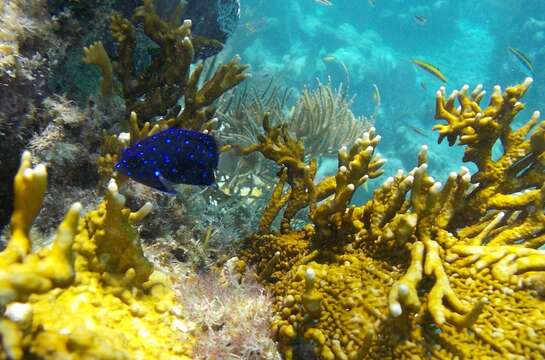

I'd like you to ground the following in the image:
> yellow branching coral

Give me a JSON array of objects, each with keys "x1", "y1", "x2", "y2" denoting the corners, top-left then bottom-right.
[
  {"x1": 237, "y1": 113, "x2": 318, "y2": 233},
  {"x1": 434, "y1": 78, "x2": 545, "y2": 225},
  {"x1": 237, "y1": 115, "x2": 384, "y2": 236},
  {"x1": 83, "y1": 41, "x2": 113, "y2": 96},
  {"x1": 310, "y1": 129, "x2": 384, "y2": 244},
  {"x1": 0, "y1": 153, "x2": 194, "y2": 359},
  {"x1": 0, "y1": 151, "x2": 80, "y2": 308},
  {"x1": 103, "y1": 0, "x2": 248, "y2": 125},
  {"x1": 238, "y1": 79, "x2": 545, "y2": 359}
]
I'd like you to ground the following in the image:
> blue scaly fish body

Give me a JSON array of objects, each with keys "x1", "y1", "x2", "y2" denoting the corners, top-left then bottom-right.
[{"x1": 115, "y1": 128, "x2": 219, "y2": 193}]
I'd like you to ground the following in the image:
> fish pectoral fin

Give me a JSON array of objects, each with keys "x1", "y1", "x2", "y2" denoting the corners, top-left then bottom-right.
[{"x1": 158, "y1": 175, "x2": 178, "y2": 195}]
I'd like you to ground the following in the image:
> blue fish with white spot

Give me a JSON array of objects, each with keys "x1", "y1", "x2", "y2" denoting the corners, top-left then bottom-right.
[{"x1": 115, "y1": 128, "x2": 219, "y2": 193}]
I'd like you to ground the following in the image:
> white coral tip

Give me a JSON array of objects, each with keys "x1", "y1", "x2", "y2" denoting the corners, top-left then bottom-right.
[
  {"x1": 430, "y1": 182, "x2": 442, "y2": 194},
  {"x1": 399, "y1": 283, "x2": 409, "y2": 296},
  {"x1": 306, "y1": 268, "x2": 315, "y2": 282},
  {"x1": 108, "y1": 179, "x2": 118, "y2": 194},
  {"x1": 35, "y1": 164, "x2": 46, "y2": 177},
  {"x1": 417, "y1": 164, "x2": 428, "y2": 173},
  {"x1": 139, "y1": 202, "x2": 153, "y2": 218},
  {"x1": 118, "y1": 132, "x2": 130, "y2": 142},
  {"x1": 402, "y1": 175, "x2": 414, "y2": 187},
  {"x1": 22, "y1": 150, "x2": 31, "y2": 162},
  {"x1": 383, "y1": 176, "x2": 394, "y2": 188},
  {"x1": 70, "y1": 202, "x2": 83, "y2": 214},
  {"x1": 5, "y1": 303, "x2": 32, "y2": 323},
  {"x1": 389, "y1": 303, "x2": 402, "y2": 317},
  {"x1": 23, "y1": 168, "x2": 33, "y2": 179}
]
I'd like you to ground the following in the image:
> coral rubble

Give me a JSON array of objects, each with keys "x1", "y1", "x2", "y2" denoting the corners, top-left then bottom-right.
[
  {"x1": 238, "y1": 79, "x2": 545, "y2": 359},
  {"x1": 0, "y1": 152, "x2": 194, "y2": 359}
]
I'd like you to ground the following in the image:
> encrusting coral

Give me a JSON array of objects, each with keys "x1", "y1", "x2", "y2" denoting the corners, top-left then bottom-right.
[
  {"x1": 0, "y1": 152, "x2": 194, "y2": 359},
  {"x1": 237, "y1": 78, "x2": 545, "y2": 359}
]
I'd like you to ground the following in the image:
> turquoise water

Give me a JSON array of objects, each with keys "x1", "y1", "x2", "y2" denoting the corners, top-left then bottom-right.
[{"x1": 219, "y1": 0, "x2": 542, "y2": 196}]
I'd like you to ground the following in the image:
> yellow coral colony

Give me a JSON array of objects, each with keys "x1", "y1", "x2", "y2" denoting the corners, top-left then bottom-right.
[
  {"x1": 239, "y1": 79, "x2": 545, "y2": 359},
  {"x1": 0, "y1": 152, "x2": 194, "y2": 359},
  {"x1": 83, "y1": 41, "x2": 113, "y2": 96}
]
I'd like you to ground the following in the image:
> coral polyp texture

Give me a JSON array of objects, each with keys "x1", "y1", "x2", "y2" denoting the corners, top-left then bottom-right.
[
  {"x1": 238, "y1": 79, "x2": 545, "y2": 359},
  {"x1": 0, "y1": 152, "x2": 194, "y2": 359}
]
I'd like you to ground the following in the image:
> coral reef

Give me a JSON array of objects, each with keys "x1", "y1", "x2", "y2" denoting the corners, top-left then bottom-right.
[
  {"x1": 238, "y1": 79, "x2": 545, "y2": 359},
  {"x1": 95, "y1": 1, "x2": 249, "y2": 190},
  {"x1": 218, "y1": 79, "x2": 374, "y2": 207},
  {"x1": 0, "y1": 0, "x2": 122, "y2": 232},
  {"x1": 0, "y1": 0, "x2": 52, "y2": 231},
  {"x1": 92, "y1": 0, "x2": 248, "y2": 123},
  {"x1": 0, "y1": 152, "x2": 194, "y2": 359}
]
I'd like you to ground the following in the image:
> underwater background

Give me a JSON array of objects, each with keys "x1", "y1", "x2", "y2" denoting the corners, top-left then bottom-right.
[
  {"x1": 225, "y1": 0, "x2": 544, "y2": 193},
  {"x1": 2, "y1": 0, "x2": 545, "y2": 359}
]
